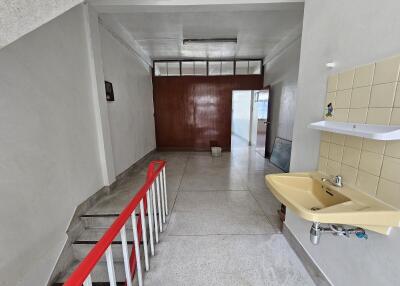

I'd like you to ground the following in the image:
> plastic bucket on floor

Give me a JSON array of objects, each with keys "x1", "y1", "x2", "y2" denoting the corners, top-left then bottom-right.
[{"x1": 211, "y1": 146, "x2": 222, "y2": 157}]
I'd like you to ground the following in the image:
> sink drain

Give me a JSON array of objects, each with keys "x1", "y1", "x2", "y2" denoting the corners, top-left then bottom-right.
[{"x1": 310, "y1": 207, "x2": 321, "y2": 211}]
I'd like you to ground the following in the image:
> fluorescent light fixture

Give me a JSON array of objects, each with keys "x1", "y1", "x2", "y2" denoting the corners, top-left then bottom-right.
[
  {"x1": 183, "y1": 38, "x2": 238, "y2": 45},
  {"x1": 326, "y1": 62, "x2": 336, "y2": 68}
]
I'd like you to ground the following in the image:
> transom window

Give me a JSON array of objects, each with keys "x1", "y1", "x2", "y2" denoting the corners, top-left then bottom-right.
[{"x1": 153, "y1": 60, "x2": 262, "y2": 77}]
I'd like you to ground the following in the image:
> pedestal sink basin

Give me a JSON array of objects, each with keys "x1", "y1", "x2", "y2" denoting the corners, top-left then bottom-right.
[{"x1": 265, "y1": 172, "x2": 400, "y2": 234}]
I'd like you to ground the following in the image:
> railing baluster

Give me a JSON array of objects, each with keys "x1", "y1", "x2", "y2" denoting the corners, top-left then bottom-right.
[
  {"x1": 140, "y1": 199, "x2": 150, "y2": 271},
  {"x1": 120, "y1": 225, "x2": 133, "y2": 286},
  {"x1": 63, "y1": 161, "x2": 167, "y2": 286},
  {"x1": 83, "y1": 275, "x2": 92, "y2": 286},
  {"x1": 147, "y1": 189, "x2": 155, "y2": 255},
  {"x1": 162, "y1": 167, "x2": 168, "y2": 216},
  {"x1": 131, "y1": 210, "x2": 143, "y2": 286},
  {"x1": 160, "y1": 174, "x2": 166, "y2": 224},
  {"x1": 151, "y1": 183, "x2": 159, "y2": 242},
  {"x1": 105, "y1": 246, "x2": 117, "y2": 286},
  {"x1": 156, "y1": 176, "x2": 163, "y2": 232}
]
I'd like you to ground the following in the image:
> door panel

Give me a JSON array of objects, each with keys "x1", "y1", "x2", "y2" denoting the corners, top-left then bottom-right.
[{"x1": 153, "y1": 75, "x2": 263, "y2": 151}]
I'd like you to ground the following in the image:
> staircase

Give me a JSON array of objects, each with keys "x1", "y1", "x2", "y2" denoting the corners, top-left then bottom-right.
[
  {"x1": 54, "y1": 215, "x2": 132, "y2": 284},
  {"x1": 52, "y1": 160, "x2": 168, "y2": 286}
]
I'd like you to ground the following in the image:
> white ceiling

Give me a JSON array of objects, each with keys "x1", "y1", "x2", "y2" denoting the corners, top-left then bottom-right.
[{"x1": 99, "y1": 3, "x2": 304, "y2": 60}]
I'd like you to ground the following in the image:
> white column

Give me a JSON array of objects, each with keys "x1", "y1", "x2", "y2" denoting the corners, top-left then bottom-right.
[{"x1": 82, "y1": 3, "x2": 116, "y2": 185}]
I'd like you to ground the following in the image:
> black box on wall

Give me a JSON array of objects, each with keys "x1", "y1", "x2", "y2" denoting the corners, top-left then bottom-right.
[{"x1": 105, "y1": 81, "x2": 115, "y2": 101}]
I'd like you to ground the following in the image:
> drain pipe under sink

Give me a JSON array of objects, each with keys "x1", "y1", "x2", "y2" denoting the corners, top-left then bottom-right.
[{"x1": 310, "y1": 222, "x2": 368, "y2": 245}]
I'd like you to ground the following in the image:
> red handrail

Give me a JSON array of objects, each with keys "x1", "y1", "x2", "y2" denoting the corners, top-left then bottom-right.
[{"x1": 64, "y1": 160, "x2": 166, "y2": 286}]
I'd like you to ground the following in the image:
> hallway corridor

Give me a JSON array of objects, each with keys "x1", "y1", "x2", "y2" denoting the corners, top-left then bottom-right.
[{"x1": 82, "y1": 136, "x2": 315, "y2": 285}]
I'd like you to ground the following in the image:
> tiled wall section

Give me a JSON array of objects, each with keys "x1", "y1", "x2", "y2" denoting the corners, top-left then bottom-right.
[{"x1": 319, "y1": 55, "x2": 400, "y2": 209}]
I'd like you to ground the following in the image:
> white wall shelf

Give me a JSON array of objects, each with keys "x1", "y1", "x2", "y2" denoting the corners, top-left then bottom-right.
[{"x1": 308, "y1": 121, "x2": 400, "y2": 141}]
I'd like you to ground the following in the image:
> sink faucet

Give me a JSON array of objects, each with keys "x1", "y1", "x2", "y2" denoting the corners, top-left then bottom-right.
[{"x1": 322, "y1": 175, "x2": 343, "y2": 188}]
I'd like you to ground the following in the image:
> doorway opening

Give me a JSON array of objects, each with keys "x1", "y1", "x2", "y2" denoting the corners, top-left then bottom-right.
[
  {"x1": 254, "y1": 89, "x2": 270, "y2": 157},
  {"x1": 231, "y1": 87, "x2": 272, "y2": 157}
]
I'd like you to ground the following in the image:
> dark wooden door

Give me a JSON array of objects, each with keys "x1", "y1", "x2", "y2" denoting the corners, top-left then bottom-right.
[{"x1": 153, "y1": 75, "x2": 263, "y2": 151}]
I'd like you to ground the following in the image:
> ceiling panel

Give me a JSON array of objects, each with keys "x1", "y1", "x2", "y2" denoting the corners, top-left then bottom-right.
[{"x1": 100, "y1": 4, "x2": 303, "y2": 60}]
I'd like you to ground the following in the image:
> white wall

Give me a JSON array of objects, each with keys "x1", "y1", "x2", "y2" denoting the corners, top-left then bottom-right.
[
  {"x1": 0, "y1": 5, "x2": 103, "y2": 285},
  {"x1": 0, "y1": 4, "x2": 157, "y2": 285},
  {"x1": 264, "y1": 37, "x2": 301, "y2": 155},
  {"x1": 231, "y1": 90, "x2": 252, "y2": 143},
  {"x1": 99, "y1": 25, "x2": 156, "y2": 175},
  {"x1": 289, "y1": 0, "x2": 400, "y2": 285}
]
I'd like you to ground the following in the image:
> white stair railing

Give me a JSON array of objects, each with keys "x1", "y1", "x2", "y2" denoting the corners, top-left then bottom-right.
[{"x1": 64, "y1": 160, "x2": 168, "y2": 286}]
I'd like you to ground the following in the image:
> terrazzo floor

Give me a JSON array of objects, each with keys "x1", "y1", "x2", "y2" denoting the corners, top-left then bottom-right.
[{"x1": 87, "y1": 135, "x2": 315, "y2": 285}]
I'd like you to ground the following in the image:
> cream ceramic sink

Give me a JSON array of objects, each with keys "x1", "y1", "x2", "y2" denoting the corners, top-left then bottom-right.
[{"x1": 265, "y1": 172, "x2": 400, "y2": 234}]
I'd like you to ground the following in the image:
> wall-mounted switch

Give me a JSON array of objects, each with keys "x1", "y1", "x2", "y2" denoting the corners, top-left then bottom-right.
[{"x1": 105, "y1": 81, "x2": 115, "y2": 101}]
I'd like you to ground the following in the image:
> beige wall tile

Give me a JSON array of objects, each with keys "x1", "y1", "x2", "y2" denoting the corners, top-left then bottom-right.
[
  {"x1": 390, "y1": 108, "x2": 400, "y2": 125},
  {"x1": 345, "y1": 136, "x2": 363, "y2": 149},
  {"x1": 326, "y1": 92, "x2": 336, "y2": 105},
  {"x1": 327, "y1": 74, "x2": 338, "y2": 92},
  {"x1": 338, "y1": 69, "x2": 355, "y2": 90},
  {"x1": 331, "y1": 134, "x2": 345, "y2": 145},
  {"x1": 350, "y1": 86, "x2": 371, "y2": 108},
  {"x1": 327, "y1": 160, "x2": 341, "y2": 176},
  {"x1": 321, "y1": 132, "x2": 331, "y2": 142},
  {"x1": 362, "y1": 139, "x2": 386, "y2": 154},
  {"x1": 340, "y1": 164, "x2": 358, "y2": 186},
  {"x1": 373, "y1": 55, "x2": 400, "y2": 84},
  {"x1": 385, "y1": 140, "x2": 400, "y2": 158},
  {"x1": 369, "y1": 82, "x2": 396, "y2": 107},
  {"x1": 394, "y1": 83, "x2": 400, "y2": 107},
  {"x1": 355, "y1": 170, "x2": 379, "y2": 196},
  {"x1": 333, "y1": 108, "x2": 349, "y2": 122},
  {"x1": 359, "y1": 151, "x2": 383, "y2": 176},
  {"x1": 377, "y1": 178, "x2": 400, "y2": 209},
  {"x1": 319, "y1": 157, "x2": 328, "y2": 174},
  {"x1": 366, "y1": 108, "x2": 392, "y2": 125},
  {"x1": 335, "y1": 89, "x2": 352, "y2": 108},
  {"x1": 328, "y1": 144, "x2": 344, "y2": 162},
  {"x1": 381, "y1": 156, "x2": 400, "y2": 183},
  {"x1": 353, "y1": 64, "x2": 375, "y2": 88},
  {"x1": 320, "y1": 141, "x2": 330, "y2": 158},
  {"x1": 342, "y1": 147, "x2": 361, "y2": 168},
  {"x1": 348, "y1": 108, "x2": 368, "y2": 123}
]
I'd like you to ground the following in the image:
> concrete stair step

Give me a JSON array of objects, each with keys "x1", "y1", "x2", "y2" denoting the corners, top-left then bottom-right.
[
  {"x1": 73, "y1": 228, "x2": 136, "y2": 262},
  {"x1": 80, "y1": 213, "x2": 159, "y2": 229},
  {"x1": 55, "y1": 260, "x2": 134, "y2": 284},
  {"x1": 76, "y1": 228, "x2": 135, "y2": 242},
  {"x1": 73, "y1": 243, "x2": 134, "y2": 263},
  {"x1": 81, "y1": 214, "x2": 132, "y2": 229}
]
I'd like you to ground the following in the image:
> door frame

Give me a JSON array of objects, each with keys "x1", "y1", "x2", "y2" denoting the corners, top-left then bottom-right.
[{"x1": 264, "y1": 85, "x2": 273, "y2": 158}]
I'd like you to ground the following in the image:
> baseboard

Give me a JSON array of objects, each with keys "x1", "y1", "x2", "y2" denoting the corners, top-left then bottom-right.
[
  {"x1": 156, "y1": 147, "x2": 231, "y2": 152},
  {"x1": 282, "y1": 224, "x2": 332, "y2": 286},
  {"x1": 115, "y1": 149, "x2": 156, "y2": 182},
  {"x1": 48, "y1": 149, "x2": 156, "y2": 285}
]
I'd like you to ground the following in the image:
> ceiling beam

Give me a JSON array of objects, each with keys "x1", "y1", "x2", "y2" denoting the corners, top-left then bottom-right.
[
  {"x1": 263, "y1": 22, "x2": 302, "y2": 65},
  {"x1": 89, "y1": 0, "x2": 304, "y2": 13},
  {"x1": 99, "y1": 14, "x2": 153, "y2": 67}
]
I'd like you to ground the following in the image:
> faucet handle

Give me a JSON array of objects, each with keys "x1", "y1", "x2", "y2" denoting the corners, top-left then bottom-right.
[{"x1": 335, "y1": 175, "x2": 343, "y2": 186}]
